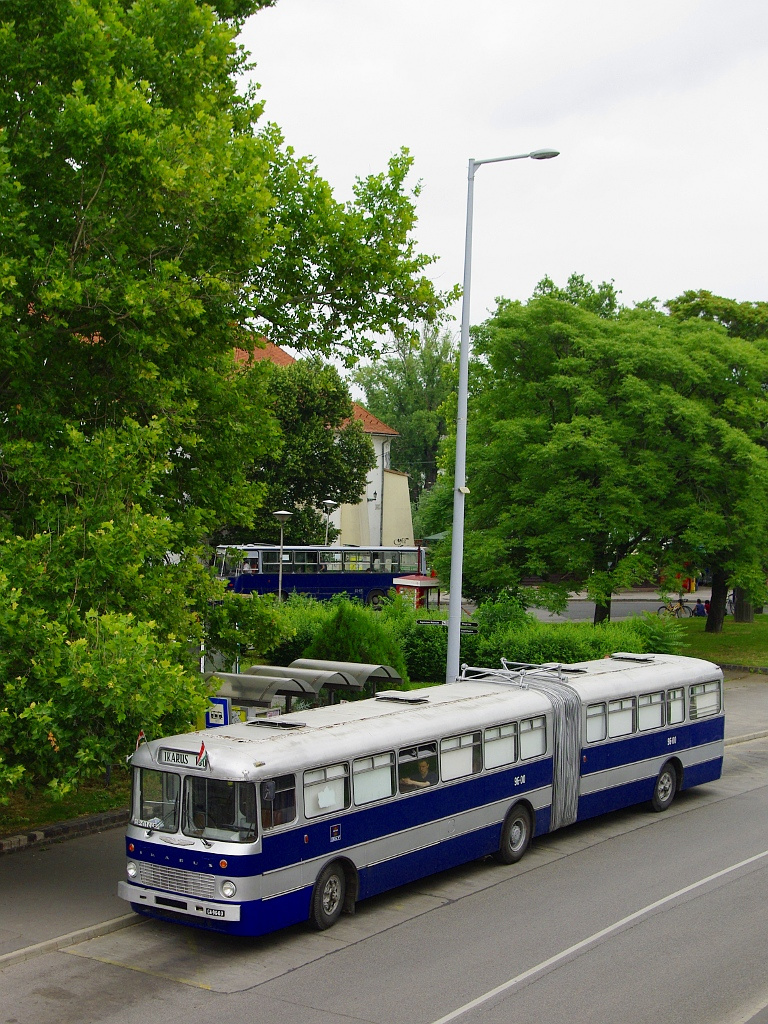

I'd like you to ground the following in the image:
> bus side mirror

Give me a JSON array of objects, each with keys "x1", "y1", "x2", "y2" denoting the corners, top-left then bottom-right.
[{"x1": 261, "y1": 780, "x2": 276, "y2": 802}]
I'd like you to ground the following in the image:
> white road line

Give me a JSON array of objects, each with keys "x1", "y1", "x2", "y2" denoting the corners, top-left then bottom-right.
[{"x1": 429, "y1": 848, "x2": 768, "y2": 1024}]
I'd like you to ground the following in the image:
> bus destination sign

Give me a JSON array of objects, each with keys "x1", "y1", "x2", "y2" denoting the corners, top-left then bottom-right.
[{"x1": 159, "y1": 748, "x2": 206, "y2": 770}]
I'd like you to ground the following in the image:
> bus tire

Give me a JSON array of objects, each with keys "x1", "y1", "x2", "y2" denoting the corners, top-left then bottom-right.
[
  {"x1": 366, "y1": 588, "x2": 387, "y2": 609},
  {"x1": 310, "y1": 861, "x2": 346, "y2": 930},
  {"x1": 494, "y1": 804, "x2": 532, "y2": 864},
  {"x1": 652, "y1": 761, "x2": 677, "y2": 812}
]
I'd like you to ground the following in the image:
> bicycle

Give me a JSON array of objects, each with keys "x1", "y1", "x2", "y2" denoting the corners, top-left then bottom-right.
[{"x1": 657, "y1": 597, "x2": 693, "y2": 618}]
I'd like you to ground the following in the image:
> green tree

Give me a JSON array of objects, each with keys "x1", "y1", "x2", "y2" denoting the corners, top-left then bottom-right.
[
  {"x1": 216, "y1": 354, "x2": 375, "y2": 545},
  {"x1": 0, "y1": 0, "x2": 450, "y2": 795},
  {"x1": 667, "y1": 290, "x2": 768, "y2": 342},
  {"x1": 439, "y1": 288, "x2": 768, "y2": 626},
  {"x1": 353, "y1": 324, "x2": 457, "y2": 502}
]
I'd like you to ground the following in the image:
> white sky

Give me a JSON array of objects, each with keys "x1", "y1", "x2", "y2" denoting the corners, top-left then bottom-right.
[{"x1": 239, "y1": 0, "x2": 768, "y2": 334}]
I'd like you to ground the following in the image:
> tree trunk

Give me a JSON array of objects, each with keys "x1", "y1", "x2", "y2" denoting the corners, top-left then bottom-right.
[
  {"x1": 733, "y1": 586, "x2": 754, "y2": 623},
  {"x1": 705, "y1": 569, "x2": 728, "y2": 633},
  {"x1": 594, "y1": 598, "x2": 611, "y2": 625}
]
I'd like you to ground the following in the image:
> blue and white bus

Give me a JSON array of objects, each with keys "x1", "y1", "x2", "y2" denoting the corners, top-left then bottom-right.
[
  {"x1": 118, "y1": 653, "x2": 724, "y2": 937},
  {"x1": 215, "y1": 543, "x2": 427, "y2": 606}
]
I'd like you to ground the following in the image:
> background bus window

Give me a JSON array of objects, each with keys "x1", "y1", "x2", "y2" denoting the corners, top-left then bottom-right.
[
  {"x1": 484, "y1": 722, "x2": 518, "y2": 768},
  {"x1": 608, "y1": 697, "x2": 635, "y2": 738},
  {"x1": 320, "y1": 551, "x2": 342, "y2": 571},
  {"x1": 586, "y1": 704, "x2": 607, "y2": 743},
  {"x1": 440, "y1": 732, "x2": 482, "y2": 781},
  {"x1": 690, "y1": 681, "x2": 721, "y2": 719},
  {"x1": 638, "y1": 691, "x2": 664, "y2": 731},
  {"x1": 667, "y1": 687, "x2": 686, "y2": 725},
  {"x1": 260, "y1": 774, "x2": 296, "y2": 829},
  {"x1": 353, "y1": 752, "x2": 396, "y2": 805},
  {"x1": 398, "y1": 551, "x2": 419, "y2": 573},
  {"x1": 304, "y1": 763, "x2": 350, "y2": 818},
  {"x1": 293, "y1": 551, "x2": 319, "y2": 574},
  {"x1": 398, "y1": 744, "x2": 438, "y2": 792},
  {"x1": 520, "y1": 716, "x2": 547, "y2": 759},
  {"x1": 343, "y1": 551, "x2": 371, "y2": 572}
]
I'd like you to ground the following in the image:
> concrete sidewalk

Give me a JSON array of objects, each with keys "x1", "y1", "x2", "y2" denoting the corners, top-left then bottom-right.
[{"x1": 0, "y1": 669, "x2": 765, "y2": 969}]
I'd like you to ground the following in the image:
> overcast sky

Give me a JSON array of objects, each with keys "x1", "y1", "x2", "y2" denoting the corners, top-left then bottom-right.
[{"x1": 239, "y1": 0, "x2": 767, "y2": 334}]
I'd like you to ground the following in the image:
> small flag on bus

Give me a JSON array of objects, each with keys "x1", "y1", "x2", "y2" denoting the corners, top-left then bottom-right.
[
  {"x1": 135, "y1": 729, "x2": 148, "y2": 750},
  {"x1": 196, "y1": 740, "x2": 209, "y2": 769}
]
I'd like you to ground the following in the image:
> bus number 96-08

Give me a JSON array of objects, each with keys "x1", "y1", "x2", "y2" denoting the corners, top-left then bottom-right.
[
  {"x1": 667, "y1": 736, "x2": 677, "y2": 746},
  {"x1": 514, "y1": 774, "x2": 526, "y2": 786}
]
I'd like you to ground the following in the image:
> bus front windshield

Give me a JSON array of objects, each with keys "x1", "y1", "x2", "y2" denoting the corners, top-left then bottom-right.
[
  {"x1": 183, "y1": 777, "x2": 258, "y2": 844},
  {"x1": 132, "y1": 769, "x2": 257, "y2": 844}
]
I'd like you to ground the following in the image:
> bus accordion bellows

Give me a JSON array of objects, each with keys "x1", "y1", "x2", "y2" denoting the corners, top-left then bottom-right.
[{"x1": 118, "y1": 653, "x2": 725, "y2": 937}]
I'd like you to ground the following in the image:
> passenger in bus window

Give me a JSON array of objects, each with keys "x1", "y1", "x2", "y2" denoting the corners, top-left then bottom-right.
[{"x1": 400, "y1": 759, "x2": 438, "y2": 790}]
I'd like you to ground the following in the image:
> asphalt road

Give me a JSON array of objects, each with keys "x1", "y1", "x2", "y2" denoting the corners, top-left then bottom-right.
[{"x1": 2, "y1": 726, "x2": 768, "y2": 1024}]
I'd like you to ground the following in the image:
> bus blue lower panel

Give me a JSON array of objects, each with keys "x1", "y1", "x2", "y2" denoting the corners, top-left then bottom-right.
[
  {"x1": 680, "y1": 756, "x2": 723, "y2": 790},
  {"x1": 577, "y1": 755, "x2": 723, "y2": 822}
]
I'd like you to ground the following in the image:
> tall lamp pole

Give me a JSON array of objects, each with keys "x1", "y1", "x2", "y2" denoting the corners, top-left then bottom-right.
[
  {"x1": 445, "y1": 149, "x2": 560, "y2": 684},
  {"x1": 322, "y1": 499, "x2": 336, "y2": 545},
  {"x1": 273, "y1": 510, "x2": 293, "y2": 602}
]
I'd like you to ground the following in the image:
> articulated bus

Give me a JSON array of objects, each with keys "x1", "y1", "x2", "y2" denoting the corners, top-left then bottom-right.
[
  {"x1": 214, "y1": 543, "x2": 426, "y2": 606},
  {"x1": 118, "y1": 654, "x2": 724, "y2": 937}
]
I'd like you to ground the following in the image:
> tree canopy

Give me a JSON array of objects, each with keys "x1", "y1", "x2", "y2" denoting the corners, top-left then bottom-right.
[
  {"x1": 353, "y1": 324, "x2": 456, "y2": 503},
  {"x1": 0, "y1": 0, "x2": 451, "y2": 795},
  {"x1": 429, "y1": 280, "x2": 768, "y2": 625}
]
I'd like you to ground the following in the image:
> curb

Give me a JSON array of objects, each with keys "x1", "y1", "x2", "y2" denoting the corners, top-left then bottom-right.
[
  {"x1": 0, "y1": 808, "x2": 129, "y2": 857},
  {"x1": 0, "y1": 913, "x2": 139, "y2": 970}
]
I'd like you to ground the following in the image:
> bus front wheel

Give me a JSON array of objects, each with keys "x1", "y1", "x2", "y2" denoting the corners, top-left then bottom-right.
[
  {"x1": 652, "y1": 761, "x2": 678, "y2": 812},
  {"x1": 310, "y1": 862, "x2": 346, "y2": 930},
  {"x1": 494, "y1": 804, "x2": 532, "y2": 864}
]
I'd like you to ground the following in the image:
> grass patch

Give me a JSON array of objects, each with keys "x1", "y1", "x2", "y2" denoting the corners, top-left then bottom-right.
[
  {"x1": 677, "y1": 614, "x2": 768, "y2": 670},
  {"x1": 0, "y1": 773, "x2": 131, "y2": 839}
]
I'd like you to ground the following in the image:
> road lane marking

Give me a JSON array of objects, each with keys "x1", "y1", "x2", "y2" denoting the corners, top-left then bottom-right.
[{"x1": 429, "y1": 848, "x2": 768, "y2": 1024}]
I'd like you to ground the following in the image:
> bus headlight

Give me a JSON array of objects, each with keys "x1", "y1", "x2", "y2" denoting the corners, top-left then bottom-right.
[
  {"x1": 126, "y1": 861, "x2": 138, "y2": 879},
  {"x1": 221, "y1": 880, "x2": 237, "y2": 899}
]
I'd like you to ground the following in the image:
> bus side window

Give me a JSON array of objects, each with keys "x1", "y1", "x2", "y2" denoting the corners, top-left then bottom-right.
[
  {"x1": 440, "y1": 732, "x2": 482, "y2": 781},
  {"x1": 520, "y1": 716, "x2": 547, "y2": 759},
  {"x1": 667, "y1": 687, "x2": 685, "y2": 725},
  {"x1": 586, "y1": 703, "x2": 606, "y2": 743},
  {"x1": 638, "y1": 691, "x2": 664, "y2": 731},
  {"x1": 304, "y1": 763, "x2": 350, "y2": 818},
  {"x1": 261, "y1": 774, "x2": 296, "y2": 829},
  {"x1": 484, "y1": 722, "x2": 518, "y2": 768},
  {"x1": 690, "y1": 681, "x2": 721, "y2": 719},
  {"x1": 398, "y1": 744, "x2": 438, "y2": 793},
  {"x1": 353, "y1": 752, "x2": 396, "y2": 805},
  {"x1": 607, "y1": 697, "x2": 635, "y2": 738}
]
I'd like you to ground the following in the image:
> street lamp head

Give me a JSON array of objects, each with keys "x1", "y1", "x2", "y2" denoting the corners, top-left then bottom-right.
[
  {"x1": 273, "y1": 509, "x2": 293, "y2": 524},
  {"x1": 529, "y1": 149, "x2": 560, "y2": 161},
  {"x1": 322, "y1": 499, "x2": 336, "y2": 510}
]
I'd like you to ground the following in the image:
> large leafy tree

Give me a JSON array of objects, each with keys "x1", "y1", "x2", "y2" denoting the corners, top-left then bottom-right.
[
  {"x1": 0, "y1": 0, "x2": 449, "y2": 793},
  {"x1": 353, "y1": 324, "x2": 457, "y2": 503},
  {"x1": 216, "y1": 354, "x2": 375, "y2": 546},
  {"x1": 432, "y1": 286, "x2": 768, "y2": 626}
]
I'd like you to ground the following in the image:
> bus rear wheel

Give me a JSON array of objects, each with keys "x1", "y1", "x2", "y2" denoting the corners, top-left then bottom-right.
[
  {"x1": 652, "y1": 761, "x2": 678, "y2": 812},
  {"x1": 494, "y1": 804, "x2": 532, "y2": 864},
  {"x1": 310, "y1": 862, "x2": 346, "y2": 930},
  {"x1": 366, "y1": 588, "x2": 387, "y2": 609}
]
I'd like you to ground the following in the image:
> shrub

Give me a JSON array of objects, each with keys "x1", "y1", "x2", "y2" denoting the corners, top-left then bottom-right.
[{"x1": 301, "y1": 600, "x2": 409, "y2": 691}]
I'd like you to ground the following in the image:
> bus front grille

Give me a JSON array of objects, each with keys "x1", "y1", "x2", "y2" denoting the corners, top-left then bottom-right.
[{"x1": 139, "y1": 863, "x2": 216, "y2": 899}]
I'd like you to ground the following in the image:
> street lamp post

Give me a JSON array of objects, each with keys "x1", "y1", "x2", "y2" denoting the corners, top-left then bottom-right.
[
  {"x1": 273, "y1": 510, "x2": 293, "y2": 602},
  {"x1": 445, "y1": 149, "x2": 559, "y2": 684},
  {"x1": 322, "y1": 499, "x2": 336, "y2": 545}
]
